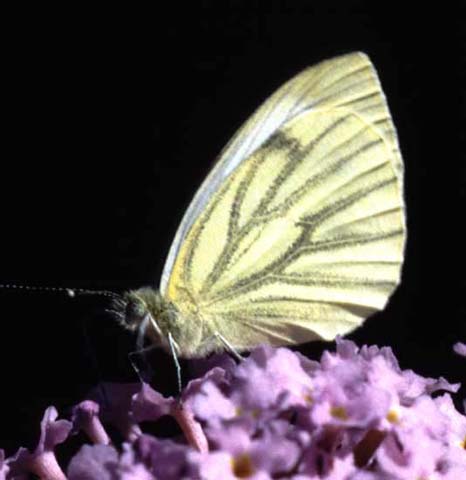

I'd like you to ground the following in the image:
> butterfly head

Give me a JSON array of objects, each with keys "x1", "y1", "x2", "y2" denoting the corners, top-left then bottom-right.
[
  {"x1": 107, "y1": 290, "x2": 150, "y2": 333},
  {"x1": 121, "y1": 293, "x2": 149, "y2": 332},
  {"x1": 110, "y1": 287, "x2": 181, "y2": 351}
]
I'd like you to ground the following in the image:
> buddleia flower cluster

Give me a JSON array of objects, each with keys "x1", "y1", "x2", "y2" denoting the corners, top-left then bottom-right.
[{"x1": 2, "y1": 339, "x2": 465, "y2": 479}]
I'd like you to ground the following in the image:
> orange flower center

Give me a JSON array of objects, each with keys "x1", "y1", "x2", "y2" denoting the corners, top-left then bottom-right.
[
  {"x1": 231, "y1": 453, "x2": 255, "y2": 478},
  {"x1": 330, "y1": 405, "x2": 349, "y2": 420}
]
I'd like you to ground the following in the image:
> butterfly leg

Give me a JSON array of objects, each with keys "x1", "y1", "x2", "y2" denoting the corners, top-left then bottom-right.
[
  {"x1": 128, "y1": 344, "x2": 158, "y2": 383},
  {"x1": 168, "y1": 331, "x2": 183, "y2": 395},
  {"x1": 213, "y1": 332, "x2": 244, "y2": 361},
  {"x1": 128, "y1": 336, "x2": 182, "y2": 396}
]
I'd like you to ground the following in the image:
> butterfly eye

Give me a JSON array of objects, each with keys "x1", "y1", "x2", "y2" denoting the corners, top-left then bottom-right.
[{"x1": 124, "y1": 298, "x2": 148, "y2": 331}]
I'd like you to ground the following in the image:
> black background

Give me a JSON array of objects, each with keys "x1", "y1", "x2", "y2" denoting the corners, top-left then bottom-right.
[{"x1": 1, "y1": 2, "x2": 464, "y2": 456}]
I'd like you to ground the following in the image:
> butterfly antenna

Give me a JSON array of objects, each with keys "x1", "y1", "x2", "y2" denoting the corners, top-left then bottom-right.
[{"x1": 0, "y1": 283, "x2": 123, "y2": 301}]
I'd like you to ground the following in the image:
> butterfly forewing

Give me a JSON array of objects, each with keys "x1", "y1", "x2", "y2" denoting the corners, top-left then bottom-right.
[{"x1": 163, "y1": 52, "x2": 406, "y2": 352}]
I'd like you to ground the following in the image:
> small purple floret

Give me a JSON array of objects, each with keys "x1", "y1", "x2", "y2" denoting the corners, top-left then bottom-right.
[
  {"x1": 0, "y1": 450, "x2": 9, "y2": 480},
  {"x1": 6, "y1": 406, "x2": 72, "y2": 480},
  {"x1": 72, "y1": 400, "x2": 110, "y2": 445},
  {"x1": 454, "y1": 341, "x2": 466, "y2": 357}
]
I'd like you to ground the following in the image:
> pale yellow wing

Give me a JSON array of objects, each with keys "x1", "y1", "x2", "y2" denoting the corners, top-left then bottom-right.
[
  {"x1": 160, "y1": 52, "x2": 403, "y2": 292},
  {"x1": 164, "y1": 52, "x2": 406, "y2": 352}
]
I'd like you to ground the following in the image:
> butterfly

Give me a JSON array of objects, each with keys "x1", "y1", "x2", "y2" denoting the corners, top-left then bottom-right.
[{"x1": 113, "y1": 52, "x2": 406, "y2": 359}]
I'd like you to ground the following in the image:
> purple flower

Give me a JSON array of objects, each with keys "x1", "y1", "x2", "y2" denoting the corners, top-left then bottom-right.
[
  {"x1": 372, "y1": 393, "x2": 464, "y2": 478},
  {"x1": 7, "y1": 406, "x2": 72, "y2": 480},
  {"x1": 88, "y1": 382, "x2": 142, "y2": 441},
  {"x1": 135, "y1": 434, "x2": 191, "y2": 479},
  {"x1": 190, "y1": 421, "x2": 302, "y2": 479},
  {"x1": 454, "y1": 342, "x2": 466, "y2": 356},
  {"x1": 230, "y1": 345, "x2": 315, "y2": 411},
  {"x1": 132, "y1": 382, "x2": 209, "y2": 452},
  {"x1": 171, "y1": 401, "x2": 210, "y2": 453},
  {"x1": 131, "y1": 382, "x2": 175, "y2": 422},
  {"x1": 0, "y1": 450, "x2": 9, "y2": 480},
  {"x1": 67, "y1": 444, "x2": 119, "y2": 480},
  {"x1": 184, "y1": 345, "x2": 316, "y2": 430},
  {"x1": 435, "y1": 394, "x2": 466, "y2": 450},
  {"x1": 183, "y1": 367, "x2": 237, "y2": 426},
  {"x1": 117, "y1": 443, "x2": 155, "y2": 480},
  {"x1": 67, "y1": 443, "x2": 154, "y2": 480},
  {"x1": 71, "y1": 400, "x2": 110, "y2": 445},
  {"x1": 3, "y1": 338, "x2": 465, "y2": 479}
]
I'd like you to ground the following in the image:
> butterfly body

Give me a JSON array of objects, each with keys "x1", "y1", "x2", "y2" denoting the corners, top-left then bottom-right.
[
  {"x1": 121, "y1": 288, "x2": 209, "y2": 357},
  {"x1": 119, "y1": 52, "x2": 406, "y2": 359}
]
